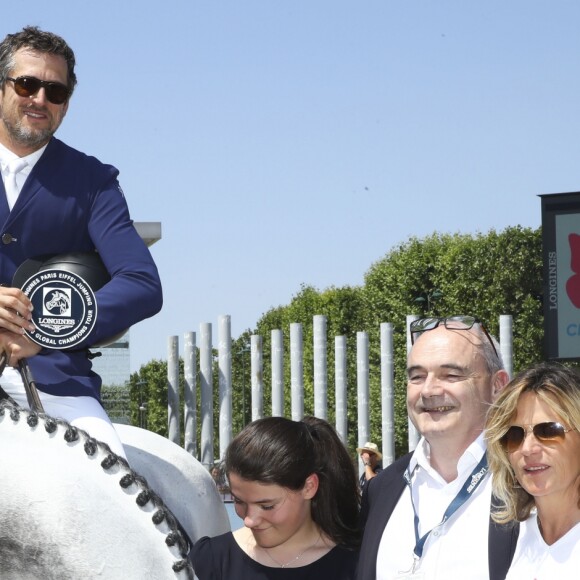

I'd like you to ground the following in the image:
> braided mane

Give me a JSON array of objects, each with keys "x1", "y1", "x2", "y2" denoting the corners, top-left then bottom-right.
[{"x1": 0, "y1": 400, "x2": 194, "y2": 579}]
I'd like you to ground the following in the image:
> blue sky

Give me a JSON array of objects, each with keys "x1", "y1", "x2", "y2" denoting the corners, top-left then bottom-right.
[{"x1": 5, "y1": 2, "x2": 580, "y2": 371}]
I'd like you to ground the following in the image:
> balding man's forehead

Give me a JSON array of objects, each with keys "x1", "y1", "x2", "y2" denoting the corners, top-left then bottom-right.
[
  {"x1": 411, "y1": 324, "x2": 485, "y2": 351},
  {"x1": 408, "y1": 326, "x2": 488, "y2": 370}
]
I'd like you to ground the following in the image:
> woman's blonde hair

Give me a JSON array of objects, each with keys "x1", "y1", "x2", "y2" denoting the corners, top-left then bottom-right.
[{"x1": 485, "y1": 361, "x2": 580, "y2": 524}]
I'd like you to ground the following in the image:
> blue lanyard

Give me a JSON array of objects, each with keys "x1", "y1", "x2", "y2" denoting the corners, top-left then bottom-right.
[{"x1": 403, "y1": 452, "x2": 489, "y2": 563}]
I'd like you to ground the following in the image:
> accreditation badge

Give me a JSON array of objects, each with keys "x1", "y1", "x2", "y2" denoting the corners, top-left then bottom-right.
[{"x1": 394, "y1": 556, "x2": 425, "y2": 579}]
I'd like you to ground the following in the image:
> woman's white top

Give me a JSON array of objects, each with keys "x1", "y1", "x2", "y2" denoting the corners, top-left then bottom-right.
[{"x1": 506, "y1": 514, "x2": 580, "y2": 579}]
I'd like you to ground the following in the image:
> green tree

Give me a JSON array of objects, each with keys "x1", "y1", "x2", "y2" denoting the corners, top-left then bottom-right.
[
  {"x1": 132, "y1": 226, "x2": 544, "y2": 461},
  {"x1": 129, "y1": 353, "x2": 224, "y2": 458},
  {"x1": 361, "y1": 226, "x2": 542, "y2": 456},
  {"x1": 129, "y1": 359, "x2": 172, "y2": 435},
  {"x1": 251, "y1": 284, "x2": 365, "y2": 451},
  {"x1": 231, "y1": 330, "x2": 253, "y2": 434}
]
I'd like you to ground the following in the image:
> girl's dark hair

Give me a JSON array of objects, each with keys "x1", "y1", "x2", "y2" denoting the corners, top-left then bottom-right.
[{"x1": 225, "y1": 416, "x2": 361, "y2": 548}]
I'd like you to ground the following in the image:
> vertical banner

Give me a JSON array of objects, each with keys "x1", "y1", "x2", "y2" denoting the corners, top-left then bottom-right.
[{"x1": 540, "y1": 192, "x2": 580, "y2": 359}]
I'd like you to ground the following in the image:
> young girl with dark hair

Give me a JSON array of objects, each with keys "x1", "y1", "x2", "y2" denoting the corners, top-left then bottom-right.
[{"x1": 191, "y1": 416, "x2": 360, "y2": 579}]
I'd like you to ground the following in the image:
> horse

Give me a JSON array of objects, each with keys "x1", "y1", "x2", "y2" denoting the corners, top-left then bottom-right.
[
  {"x1": 0, "y1": 401, "x2": 230, "y2": 579},
  {"x1": 114, "y1": 422, "x2": 231, "y2": 547}
]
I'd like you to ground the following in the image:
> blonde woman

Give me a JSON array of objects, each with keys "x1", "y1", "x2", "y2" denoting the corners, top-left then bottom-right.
[{"x1": 486, "y1": 362, "x2": 580, "y2": 579}]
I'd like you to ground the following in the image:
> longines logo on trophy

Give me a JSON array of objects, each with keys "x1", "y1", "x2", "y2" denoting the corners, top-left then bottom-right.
[
  {"x1": 21, "y1": 268, "x2": 97, "y2": 349},
  {"x1": 12, "y1": 252, "x2": 111, "y2": 350}
]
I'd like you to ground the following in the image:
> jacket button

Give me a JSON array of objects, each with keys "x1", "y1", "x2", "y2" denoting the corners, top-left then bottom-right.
[{"x1": 1, "y1": 233, "x2": 15, "y2": 245}]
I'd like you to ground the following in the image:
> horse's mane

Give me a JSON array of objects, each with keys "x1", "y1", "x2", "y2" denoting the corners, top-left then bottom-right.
[{"x1": 0, "y1": 400, "x2": 195, "y2": 579}]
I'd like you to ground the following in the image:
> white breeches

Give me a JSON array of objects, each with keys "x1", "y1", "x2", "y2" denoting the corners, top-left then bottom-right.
[{"x1": 1, "y1": 367, "x2": 126, "y2": 458}]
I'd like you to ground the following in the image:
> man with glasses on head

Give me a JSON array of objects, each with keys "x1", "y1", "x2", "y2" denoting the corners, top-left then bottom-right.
[
  {"x1": 0, "y1": 27, "x2": 162, "y2": 457},
  {"x1": 357, "y1": 316, "x2": 519, "y2": 580}
]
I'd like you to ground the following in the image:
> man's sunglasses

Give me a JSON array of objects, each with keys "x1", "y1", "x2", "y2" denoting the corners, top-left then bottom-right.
[
  {"x1": 409, "y1": 315, "x2": 498, "y2": 358},
  {"x1": 6, "y1": 76, "x2": 70, "y2": 105},
  {"x1": 500, "y1": 421, "x2": 576, "y2": 453}
]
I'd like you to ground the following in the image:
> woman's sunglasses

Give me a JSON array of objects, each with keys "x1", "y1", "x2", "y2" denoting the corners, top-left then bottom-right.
[
  {"x1": 6, "y1": 76, "x2": 70, "y2": 105},
  {"x1": 500, "y1": 421, "x2": 576, "y2": 453}
]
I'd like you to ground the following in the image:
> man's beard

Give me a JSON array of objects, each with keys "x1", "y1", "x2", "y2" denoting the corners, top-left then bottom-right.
[
  {"x1": 1, "y1": 108, "x2": 57, "y2": 150},
  {"x1": 3, "y1": 119, "x2": 54, "y2": 149}
]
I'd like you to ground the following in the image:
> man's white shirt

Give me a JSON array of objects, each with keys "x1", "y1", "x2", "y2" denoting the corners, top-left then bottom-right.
[
  {"x1": 0, "y1": 141, "x2": 45, "y2": 208},
  {"x1": 376, "y1": 434, "x2": 491, "y2": 579}
]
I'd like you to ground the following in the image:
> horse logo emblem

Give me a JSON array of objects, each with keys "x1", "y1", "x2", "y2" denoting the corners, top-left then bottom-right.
[{"x1": 43, "y1": 288, "x2": 72, "y2": 317}]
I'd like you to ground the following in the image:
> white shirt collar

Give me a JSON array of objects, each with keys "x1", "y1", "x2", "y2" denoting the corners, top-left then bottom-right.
[
  {"x1": 410, "y1": 433, "x2": 486, "y2": 483},
  {"x1": 0, "y1": 141, "x2": 48, "y2": 175}
]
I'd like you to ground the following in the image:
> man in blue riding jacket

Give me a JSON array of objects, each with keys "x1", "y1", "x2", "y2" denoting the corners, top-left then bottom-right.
[{"x1": 0, "y1": 26, "x2": 162, "y2": 456}]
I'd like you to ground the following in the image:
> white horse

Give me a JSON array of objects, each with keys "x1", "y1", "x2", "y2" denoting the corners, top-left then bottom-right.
[
  {"x1": 0, "y1": 401, "x2": 230, "y2": 579},
  {"x1": 114, "y1": 423, "x2": 231, "y2": 545}
]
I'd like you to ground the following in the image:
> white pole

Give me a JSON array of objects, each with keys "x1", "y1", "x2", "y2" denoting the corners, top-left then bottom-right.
[
  {"x1": 167, "y1": 335, "x2": 180, "y2": 445},
  {"x1": 357, "y1": 331, "x2": 370, "y2": 477},
  {"x1": 271, "y1": 330, "x2": 284, "y2": 417},
  {"x1": 290, "y1": 323, "x2": 304, "y2": 420},
  {"x1": 313, "y1": 315, "x2": 328, "y2": 420},
  {"x1": 335, "y1": 335, "x2": 348, "y2": 443},
  {"x1": 184, "y1": 331, "x2": 196, "y2": 456},
  {"x1": 218, "y1": 315, "x2": 232, "y2": 459},
  {"x1": 200, "y1": 323, "x2": 213, "y2": 469},
  {"x1": 499, "y1": 314, "x2": 513, "y2": 379},
  {"x1": 381, "y1": 323, "x2": 395, "y2": 466},
  {"x1": 406, "y1": 314, "x2": 420, "y2": 451},
  {"x1": 251, "y1": 334, "x2": 263, "y2": 421}
]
